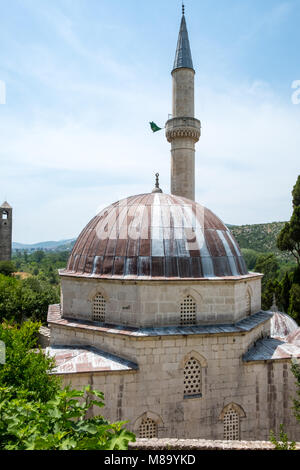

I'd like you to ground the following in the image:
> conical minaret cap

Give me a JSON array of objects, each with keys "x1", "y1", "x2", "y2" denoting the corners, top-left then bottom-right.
[
  {"x1": 173, "y1": 13, "x2": 194, "y2": 72},
  {"x1": 1, "y1": 201, "x2": 12, "y2": 209}
]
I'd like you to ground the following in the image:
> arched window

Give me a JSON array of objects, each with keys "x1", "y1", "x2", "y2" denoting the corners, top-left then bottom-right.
[
  {"x1": 2, "y1": 211, "x2": 7, "y2": 220},
  {"x1": 223, "y1": 409, "x2": 240, "y2": 440},
  {"x1": 219, "y1": 403, "x2": 245, "y2": 440},
  {"x1": 139, "y1": 417, "x2": 158, "y2": 439},
  {"x1": 246, "y1": 290, "x2": 251, "y2": 316},
  {"x1": 93, "y1": 294, "x2": 106, "y2": 322},
  {"x1": 183, "y1": 356, "x2": 202, "y2": 398},
  {"x1": 180, "y1": 295, "x2": 196, "y2": 325}
]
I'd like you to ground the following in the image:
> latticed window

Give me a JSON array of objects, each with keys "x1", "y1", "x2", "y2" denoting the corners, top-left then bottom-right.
[
  {"x1": 246, "y1": 291, "x2": 251, "y2": 316},
  {"x1": 93, "y1": 294, "x2": 106, "y2": 322},
  {"x1": 223, "y1": 409, "x2": 240, "y2": 440},
  {"x1": 139, "y1": 417, "x2": 157, "y2": 438},
  {"x1": 184, "y1": 357, "x2": 202, "y2": 398},
  {"x1": 180, "y1": 296, "x2": 196, "y2": 325}
]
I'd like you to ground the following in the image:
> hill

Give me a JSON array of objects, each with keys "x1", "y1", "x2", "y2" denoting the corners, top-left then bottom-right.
[{"x1": 230, "y1": 221, "x2": 293, "y2": 262}]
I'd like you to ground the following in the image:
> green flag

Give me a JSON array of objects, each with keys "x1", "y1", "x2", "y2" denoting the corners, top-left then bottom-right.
[{"x1": 150, "y1": 121, "x2": 162, "y2": 133}]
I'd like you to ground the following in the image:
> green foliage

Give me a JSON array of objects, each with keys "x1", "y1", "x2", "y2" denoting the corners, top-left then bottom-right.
[
  {"x1": 240, "y1": 248, "x2": 259, "y2": 271},
  {"x1": 254, "y1": 253, "x2": 279, "y2": 287},
  {"x1": 13, "y1": 250, "x2": 69, "y2": 286},
  {"x1": 292, "y1": 175, "x2": 300, "y2": 208},
  {"x1": 0, "y1": 321, "x2": 60, "y2": 401},
  {"x1": 269, "y1": 424, "x2": 296, "y2": 450},
  {"x1": 277, "y1": 175, "x2": 300, "y2": 266},
  {"x1": 0, "y1": 261, "x2": 15, "y2": 277},
  {"x1": 281, "y1": 272, "x2": 292, "y2": 313},
  {"x1": 0, "y1": 385, "x2": 136, "y2": 450},
  {"x1": 0, "y1": 273, "x2": 59, "y2": 324},
  {"x1": 291, "y1": 360, "x2": 300, "y2": 421},
  {"x1": 288, "y1": 283, "x2": 300, "y2": 323}
]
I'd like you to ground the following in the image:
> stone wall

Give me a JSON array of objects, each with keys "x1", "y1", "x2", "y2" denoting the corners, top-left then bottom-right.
[
  {"x1": 128, "y1": 438, "x2": 300, "y2": 450},
  {"x1": 60, "y1": 275, "x2": 262, "y2": 327},
  {"x1": 51, "y1": 314, "x2": 300, "y2": 442}
]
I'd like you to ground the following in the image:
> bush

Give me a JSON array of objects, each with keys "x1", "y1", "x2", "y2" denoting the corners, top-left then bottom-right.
[
  {"x1": 0, "y1": 386, "x2": 136, "y2": 450},
  {"x1": 0, "y1": 261, "x2": 15, "y2": 277},
  {"x1": 270, "y1": 424, "x2": 296, "y2": 450},
  {"x1": 0, "y1": 321, "x2": 60, "y2": 401}
]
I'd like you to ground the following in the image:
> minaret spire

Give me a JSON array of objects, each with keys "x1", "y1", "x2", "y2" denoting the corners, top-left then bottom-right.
[
  {"x1": 165, "y1": 8, "x2": 201, "y2": 201},
  {"x1": 173, "y1": 6, "x2": 194, "y2": 72}
]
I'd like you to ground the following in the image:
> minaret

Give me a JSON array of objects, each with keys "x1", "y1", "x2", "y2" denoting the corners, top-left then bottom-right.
[
  {"x1": 165, "y1": 6, "x2": 201, "y2": 201},
  {"x1": 0, "y1": 201, "x2": 13, "y2": 261}
]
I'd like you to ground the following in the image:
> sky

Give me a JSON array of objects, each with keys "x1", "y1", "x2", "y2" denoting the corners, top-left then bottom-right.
[{"x1": 0, "y1": 0, "x2": 300, "y2": 244}]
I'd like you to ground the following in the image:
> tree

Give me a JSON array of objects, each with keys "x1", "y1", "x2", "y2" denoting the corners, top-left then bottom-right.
[
  {"x1": 254, "y1": 253, "x2": 280, "y2": 310},
  {"x1": 280, "y1": 272, "x2": 292, "y2": 313},
  {"x1": 0, "y1": 274, "x2": 59, "y2": 324},
  {"x1": 0, "y1": 261, "x2": 15, "y2": 277},
  {"x1": 292, "y1": 175, "x2": 300, "y2": 208},
  {"x1": 241, "y1": 248, "x2": 259, "y2": 271},
  {"x1": 277, "y1": 176, "x2": 300, "y2": 266},
  {"x1": 288, "y1": 284, "x2": 300, "y2": 322},
  {"x1": 254, "y1": 253, "x2": 279, "y2": 285}
]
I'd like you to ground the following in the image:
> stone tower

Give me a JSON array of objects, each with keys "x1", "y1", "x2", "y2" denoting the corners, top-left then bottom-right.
[
  {"x1": 165, "y1": 7, "x2": 201, "y2": 201},
  {"x1": 0, "y1": 201, "x2": 12, "y2": 261}
]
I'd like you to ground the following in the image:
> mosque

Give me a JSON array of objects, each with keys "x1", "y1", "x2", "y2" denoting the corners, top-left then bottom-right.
[{"x1": 46, "y1": 8, "x2": 300, "y2": 441}]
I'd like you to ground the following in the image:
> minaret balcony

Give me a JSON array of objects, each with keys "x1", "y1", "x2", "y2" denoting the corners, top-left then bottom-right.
[{"x1": 165, "y1": 117, "x2": 201, "y2": 143}]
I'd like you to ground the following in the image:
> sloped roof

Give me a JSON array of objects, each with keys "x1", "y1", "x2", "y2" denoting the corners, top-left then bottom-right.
[{"x1": 46, "y1": 345, "x2": 138, "y2": 375}]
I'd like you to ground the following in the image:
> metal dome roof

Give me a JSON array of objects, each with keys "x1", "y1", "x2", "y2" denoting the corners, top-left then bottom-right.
[{"x1": 64, "y1": 193, "x2": 248, "y2": 279}]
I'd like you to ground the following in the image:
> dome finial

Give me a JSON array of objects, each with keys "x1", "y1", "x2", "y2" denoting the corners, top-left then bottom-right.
[{"x1": 152, "y1": 173, "x2": 163, "y2": 193}]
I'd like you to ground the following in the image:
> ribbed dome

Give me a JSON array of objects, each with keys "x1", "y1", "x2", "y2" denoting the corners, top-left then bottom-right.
[
  {"x1": 270, "y1": 311, "x2": 299, "y2": 339},
  {"x1": 65, "y1": 193, "x2": 248, "y2": 279}
]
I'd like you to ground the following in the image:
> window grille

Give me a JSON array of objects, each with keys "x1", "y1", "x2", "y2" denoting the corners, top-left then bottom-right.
[
  {"x1": 180, "y1": 296, "x2": 196, "y2": 325},
  {"x1": 246, "y1": 291, "x2": 251, "y2": 316},
  {"x1": 223, "y1": 409, "x2": 240, "y2": 440},
  {"x1": 139, "y1": 417, "x2": 157, "y2": 438},
  {"x1": 93, "y1": 294, "x2": 106, "y2": 322},
  {"x1": 184, "y1": 357, "x2": 202, "y2": 397}
]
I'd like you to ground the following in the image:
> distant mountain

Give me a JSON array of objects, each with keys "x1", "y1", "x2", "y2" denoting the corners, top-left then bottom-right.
[{"x1": 13, "y1": 239, "x2": 76, "y2": 252}]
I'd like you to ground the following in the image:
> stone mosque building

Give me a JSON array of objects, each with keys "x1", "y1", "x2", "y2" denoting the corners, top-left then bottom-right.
[{"x1": 47, "y1": 9, "x2": 300, "y2": 441}]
